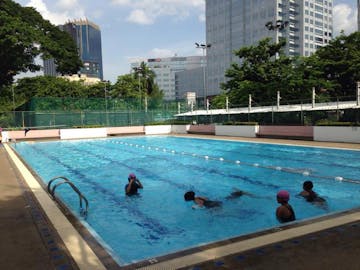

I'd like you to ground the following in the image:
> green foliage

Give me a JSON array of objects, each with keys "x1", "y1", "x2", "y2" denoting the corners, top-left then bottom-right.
[
  {"x1": 315, "y1": 120, "x2": 359, "y2": 126},
  {"x1": 221, "y1": 38, "x2": 301, "y2": 105},
  {"x1": 222, "y1": 121, "x2": 258, "y2": 125},
  {"x1": 111, "y1": 74, "x2": 139, "y2": 99},
  {"x1": 310, "y1": 31, "x2": 360, "y2": 97},
  {"x1": 12, "y1": 76, "x2": 86, "y2": 109},
  {"x1": 219, "y1": 34, "x2": 358, "y2": 108},
  {"x1": 0, "y1": 0, "x2": 82, "y2": 88},
  {"x1": 111, "y1": 62, "x2": 164, "y2": 109}
]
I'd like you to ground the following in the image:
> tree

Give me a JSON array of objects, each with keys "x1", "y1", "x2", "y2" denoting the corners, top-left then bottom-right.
[
  {"x1": 135, "y1": 62, "x2": 163, "y2": 97},
  {"x1": 219, "y1": 38, "x2": 294, "y2": 105},
  {"x1": 310, "y1": 31, "x2": 360, "y2": 97},
  {"x1": 110, "y1": 62, "x2": 163, "y2": 109},
  {"x1": 215, "y1": 38, "x2": 334, "y2": 107},
  {"x1": 14, "y1": 76, "x2": 85, "y2": 100},
  {"x1": 111, "y1": 74, "x2": 140, "y2": 99},
  {"x1": 0, "y1": 0, "x2": 82, "y2": 89}
]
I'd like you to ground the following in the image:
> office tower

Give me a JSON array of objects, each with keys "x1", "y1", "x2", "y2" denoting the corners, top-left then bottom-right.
[
  {"x1": 358, "y1": 0, "x2": 360, "y2": 31},
  {"x1": 206, "y1": 0, "x2": 333, "y2": 95},
  {"x1": 176, "y1": 67, "x2": 204, "y2": 101},
  {"x1": 131, "y1": 56, "x2": 205, "y2": 101},
  {"x1": 44, "y1": 19, "x2": 103, "y2": 80}
]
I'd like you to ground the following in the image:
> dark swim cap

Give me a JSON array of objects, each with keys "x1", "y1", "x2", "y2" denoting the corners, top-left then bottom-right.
[
  {"x1": 184, "y1": 191, "x2": 195, "y2": 201},
  {"x1": 303, "y1": 181, "x2": 313, "y2": 191}
]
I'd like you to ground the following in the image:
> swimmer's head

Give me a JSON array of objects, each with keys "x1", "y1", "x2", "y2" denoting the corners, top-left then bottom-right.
[
  {"x1": 277, "y1": 190, "x2": 290, "y2": 202},
  {"x1": 128, "y1": 173, "x2": 136, "y2": 181},
  {"x1": 303, "y1": 181, "x2": 313, "y2": 191},
  {"x1": 184, "y1": 191, "x2": 195, "y2": 201}
]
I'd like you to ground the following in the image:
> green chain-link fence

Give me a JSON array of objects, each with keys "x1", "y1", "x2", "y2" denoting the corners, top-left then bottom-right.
[{"x1": 1, "y1": 96, "x2": 359, "y2": 129}]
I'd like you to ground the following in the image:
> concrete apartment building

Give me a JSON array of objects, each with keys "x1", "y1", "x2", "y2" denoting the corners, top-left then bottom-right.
[{"x1": 206, "y1": 0, "x2": 333, "y2": 95}]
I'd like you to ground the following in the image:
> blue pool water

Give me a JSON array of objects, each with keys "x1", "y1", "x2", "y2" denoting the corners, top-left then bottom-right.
[{"x1": 13, "y1": 136, "x2": 360, "y2": 265}]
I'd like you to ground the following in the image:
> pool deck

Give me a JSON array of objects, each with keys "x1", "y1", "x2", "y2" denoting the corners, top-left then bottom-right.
[{"x1": 1, "y1": 136, "x2": 360, "y2": 270}]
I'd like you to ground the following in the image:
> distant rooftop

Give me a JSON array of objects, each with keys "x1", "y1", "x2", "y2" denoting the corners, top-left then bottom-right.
[{"x1": 66, "y1": 18, "x2": 100, "y2": 30}]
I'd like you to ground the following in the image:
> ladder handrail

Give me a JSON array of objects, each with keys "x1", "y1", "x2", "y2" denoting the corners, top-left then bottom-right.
[{"x1": 47, "y1": 176, "x2": 89, "y2": 218}]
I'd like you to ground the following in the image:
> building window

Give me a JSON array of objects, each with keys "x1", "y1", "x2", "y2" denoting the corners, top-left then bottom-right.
[{"x1": 315, "y1": 13, "x2": 323, "y2": 19}]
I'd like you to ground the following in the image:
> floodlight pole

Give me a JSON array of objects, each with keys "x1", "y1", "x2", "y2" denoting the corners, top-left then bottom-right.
[
  {"x1": 133, "y1": 67, "x2": 143, "y2": 110},
  {"x1": 195, "y1": 42, "x2": 211, "y2": 108}
]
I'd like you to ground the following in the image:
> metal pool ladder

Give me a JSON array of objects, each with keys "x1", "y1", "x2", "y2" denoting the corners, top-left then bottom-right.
[{"x1": 47, "y1": 176, "x2": 89, "y2": 218}]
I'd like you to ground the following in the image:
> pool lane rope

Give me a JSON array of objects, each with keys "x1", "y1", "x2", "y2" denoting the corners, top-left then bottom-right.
[{"x1": 111, "y1": 140, "x2": 360, "y2": 185}]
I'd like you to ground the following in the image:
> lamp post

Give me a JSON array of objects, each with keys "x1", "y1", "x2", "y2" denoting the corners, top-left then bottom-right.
[
  {"x1": 265, "y1": 20, "x2": 289, "y2": 57},
  {"x1": 133, "y1": 67, "x2": 143, "y2": 110},
  {"x1": 195, "y1": 42, "x2": 211, "y2": 108}
]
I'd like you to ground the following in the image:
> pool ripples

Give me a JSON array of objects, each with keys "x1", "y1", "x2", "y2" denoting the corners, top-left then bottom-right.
[{"x1": 28, "y1": 144, "x2": 183, "y2": 240}]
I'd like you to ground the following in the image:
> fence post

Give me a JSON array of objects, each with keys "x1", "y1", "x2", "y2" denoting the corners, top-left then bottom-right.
[
  {"x1": 357, "y1": 81, "x2": 360, "y2": 106},
  {"x1": 145, "y1": 96, "x2": 148, "y2": 113},
  {"x1": 226, "y1": 96, "x2": 229, "y2": 112},
  {"x1": 22, "y1": 111, "x2": 25, "y2": 128},
  {"x1": 312, "y1": 87, "x2": 316, "y2": 108},
  {"x1": 277, "y1": 91, "x2": 280, "y2": 110},
  {"x1": 248, "y1": 94, "x2": 252, "y2": 111}
]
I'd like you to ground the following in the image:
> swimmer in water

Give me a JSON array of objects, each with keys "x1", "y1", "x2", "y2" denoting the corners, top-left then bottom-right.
[
  {"x1": 225, "y1": 188, "x2": 253, "y2": 199},
  {"x1": 276, "y1": 190, "x2": 296, "y2": 223},
  {"x1": 184, "y1": 191, "x2": 222, "y2": 209},
  {"x1": 299, "y1": 180, "x2": 327, "y2": 209},
  {"x1": 125, "y1": 173, "x2": 143, "y2": 196}
]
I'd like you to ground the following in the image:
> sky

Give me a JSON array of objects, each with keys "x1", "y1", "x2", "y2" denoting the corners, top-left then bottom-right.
[{"x1": 13, "y1": 0, "x2": 358, "y2": 83}]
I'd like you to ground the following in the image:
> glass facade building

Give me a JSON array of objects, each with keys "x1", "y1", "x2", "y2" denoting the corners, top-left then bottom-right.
[
  {"x1": 206, "y1": 0, "x2": 333, "y2": 95},
  {"x1": 44, "y1": 19, "x2": 103, "y2": 80}
]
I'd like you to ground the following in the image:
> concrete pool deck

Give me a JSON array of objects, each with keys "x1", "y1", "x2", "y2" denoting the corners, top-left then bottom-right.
[{"x1": 1, "y1": 136, "x2": 360, "y2": 270}]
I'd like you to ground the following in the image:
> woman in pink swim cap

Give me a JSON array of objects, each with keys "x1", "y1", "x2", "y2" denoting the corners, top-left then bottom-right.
[{"x1": 276, "y1": 190, "x2": 296, "y2": 223}]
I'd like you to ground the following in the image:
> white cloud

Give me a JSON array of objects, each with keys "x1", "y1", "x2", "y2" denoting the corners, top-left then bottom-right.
[
  {"x1": 333, "y1": 4, "x2": 357, "y2": 36},
  {"x1": 127, "y1": 9, "x2": 154, "y2": 25},
  {"x1": 111, "y1": 0, "x2": 205, "y2": 25},
  {"x1": 150, "y1": 48, "x2": 176, "y2": 58},
  {"x1": 56, "y1": 0, "x2": 79, "y2": 10},
  {"x1": 25, "y1": 0, "x2": 85, "y2": 25}
]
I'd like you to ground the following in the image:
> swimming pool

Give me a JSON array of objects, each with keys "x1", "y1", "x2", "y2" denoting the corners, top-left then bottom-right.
[{"x1": 13, "y1": 136, "x2": 360, "y2": 266}]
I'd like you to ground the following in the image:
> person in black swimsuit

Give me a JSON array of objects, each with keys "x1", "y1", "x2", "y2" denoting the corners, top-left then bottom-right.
[
  {"x1": 299, "y1": 181, "x2": 326, "y2": 202},
  {"x1": 125, "y1": 173, "x2": 143, "y2": 196},
  {"x1": 225, "y1": 188, "x2": 253, "y2": 199},
  {"x1": 299, "y1": 180, "x2": 327, "y2": 209},
  {"x1": 276, "y1": 190, "x2": 296, "y2": 223},
  {"x1": 184, "y1": 191, "x2": 222, "y2": 209}
]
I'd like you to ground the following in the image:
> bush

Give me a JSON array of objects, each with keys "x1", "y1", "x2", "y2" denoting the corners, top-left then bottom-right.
[
  {"x1": 222, "y1": 121, "x2": 258, "y2": 126},
  {"x1": 315, "y1": 120, "x2": 360, "y2": 126},
  {"x1": 145, "y1": 119, "x2": 190, "y2": 126}
]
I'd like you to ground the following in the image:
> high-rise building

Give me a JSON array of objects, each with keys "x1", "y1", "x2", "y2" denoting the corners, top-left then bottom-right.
[
  {"x1": 175, "y1": 67, "x2": 204, "y2": 101},
  {"x1": 131, "y1": 56, "x2": 205, "y2": 101},
  {"x1": 44, "y1": 19, "x2": 103, "y2": 81},
  {"x1": 206, "y1": 0, "x2": 333, "y2": 95},
  {"x1": 358, "y1": 0, "x2": 360, "y2": 31}
]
